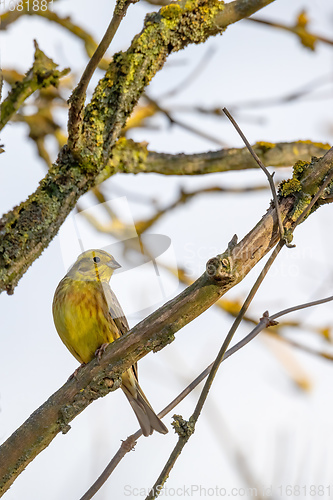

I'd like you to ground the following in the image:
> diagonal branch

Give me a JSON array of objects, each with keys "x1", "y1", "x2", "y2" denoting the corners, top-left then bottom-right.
[
  {"x1": 1, "y1": 146, "x2": 333, "y2": 495},
  {"x1": 0, "y1": 139, "x2": 330, "y2": 294},
  {"x1": 83, "y1": 289, "x2": 333, "y2": 500},
  {"x1": 0, "y1": 0, "x2": 276, "y2": 295},
  {"x1": 145, "y1": 146, "x2": 333, "y2": 498}
]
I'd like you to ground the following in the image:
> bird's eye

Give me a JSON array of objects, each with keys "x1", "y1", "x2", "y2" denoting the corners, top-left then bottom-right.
[{"x1": 93, "y1": 256, "x2": 101, "y2": 263}]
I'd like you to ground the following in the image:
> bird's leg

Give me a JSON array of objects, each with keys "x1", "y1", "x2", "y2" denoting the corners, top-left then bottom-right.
[
  {"x1": 68, "y1": 363, "x2": 86, "y2": 381},
  {"x1": 95, "y1": 343, "x2": 109, "y2": 361}
]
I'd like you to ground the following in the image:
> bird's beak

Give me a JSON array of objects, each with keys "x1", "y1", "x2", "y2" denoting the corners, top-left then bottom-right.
[{"x1": 107, "y1": 258, "x2": 121, "y2": 270}]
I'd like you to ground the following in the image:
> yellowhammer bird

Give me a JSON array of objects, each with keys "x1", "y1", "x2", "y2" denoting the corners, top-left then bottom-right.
[{"x1": 52, "y1": 249, "x2": 168, "y2": 437}]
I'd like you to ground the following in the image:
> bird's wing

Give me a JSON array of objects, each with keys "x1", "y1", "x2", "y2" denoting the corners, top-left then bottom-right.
[
  {"x1": 102, "y1": 282, "x2": 129, "y2": 334},
  {"x1": 102, "y1": 282, "x2": 139, "y2": 381}
]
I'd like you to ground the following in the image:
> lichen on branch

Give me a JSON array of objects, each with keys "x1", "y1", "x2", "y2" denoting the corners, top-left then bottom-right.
[
  {"x1": 78, "y1": 0, "x2": 225, "y2": 164},
  {"x1": 0, "y1": 41, "x2": 69, "y2": 131},
  {"x1": 0, "y1": 0, "x2": 281, "y2": 294},
  {"x1": 1, "y1": 146, "x2": 333, "y2": 496}
]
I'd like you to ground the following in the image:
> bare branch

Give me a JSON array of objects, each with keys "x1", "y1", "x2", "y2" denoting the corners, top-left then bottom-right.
[
  {"x1": 68, "y1": 0, "x2": 137, "y2": 150},
  {"x1": 223, "y1": 107, "x2": 288, "y2": 245},
  {"x1": 0, "y1": 42, "x2": 69, "y2": 131},
  {"x1": 0, "y1": 0, "x2": 280, "y2": 294},
  {"x1": 146, "y1": 241, "x2": 284, "y2": 499},
  {"x1": 247, "y1": 14, "x2": 333, "y2": 50},
  {"x1": 146, "y1": 147, "x2": 333, "y2": 497},
  {"x1": 135, "y1": 140, "x2": 330, "y2": 176},
  {"x1": 143, "y1": 95, "x2": 228, "y2": 147}
]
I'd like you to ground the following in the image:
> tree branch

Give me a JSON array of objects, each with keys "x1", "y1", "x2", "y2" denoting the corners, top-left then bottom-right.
[
  {"x1": 1, "y1": 146, "x2": 333, "y2": 494},
  {"x1": 117, "y1": 140, "x2": 328, "y2": 177},
  {"x1": 0, "y1": 41, "x2": 69, "y2": 131},
  {"x1": 82, "y1": 289, "x2": 333, "y2": 500},
  {"x1": 0, "y1": 0, "x2": 278, "y2": 294},
  {"x1": 68, "y1": 0, "x2": 137, "y2": 151},
  {"x1": 0, "y1": 139, "x2": 331, "y2": 294},
  {"x1": 247, "y1": 15, "x2": 333, "y2": 50},
  {"x1": 145, "y1": 147, "x2": 333, "y2": 497}
]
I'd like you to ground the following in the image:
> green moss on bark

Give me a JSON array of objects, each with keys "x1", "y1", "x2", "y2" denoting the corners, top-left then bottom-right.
[{"x1": 80, "y1": 0, "x2": 225, "y2": 167}]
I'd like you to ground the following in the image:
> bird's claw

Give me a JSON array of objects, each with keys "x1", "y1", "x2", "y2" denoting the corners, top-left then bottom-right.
[
  {"x1": 68, "y1": 363, "x2": 86, "y2": 381},
  {"x1": 95, "y1": 343, "x2": 109, "y2": 361}
]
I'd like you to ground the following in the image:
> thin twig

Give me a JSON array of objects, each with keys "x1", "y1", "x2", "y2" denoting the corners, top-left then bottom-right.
[
  {"x1": 166, "y1": 104, "x2": 265, "y2": 124},
  {"x1": 145, "y1": 95, "x2": 228, "y2": 147},
  {"x1": 80, "y1": 142, "x2": 333, "y2": 498},
  {"x1": 159, "y1": 46, "x2": 217, "y2": 100},
  {"x1": 247, "y1": 17, "x2": 333, "y2": 48},
  {"x1": 227, "y1": 73, "x2": 333, "y2": 111},
  {"x1": 79, "y1": 435, "x2": 139, "y2": 500},
  {"x1": 192, "y1": 243, "x2": 283, "y2": 418},
  {"x1": 169, "y1": 115, "x2": 229, "y2": 147},
  {"x1": 223, "y1": 107, "x2": 290, "y2": 246},
  {"x1": 268, "y1": 333, "x2": 333, "y2": 362},
  {"x1": 147, "y1": 151, "x2": 333, "y2": 494},
  {"x1": 80, "y1": 272, "x2": 333, "y2": 500},
  {"x1": 68, "y1": 0, "x2": 135, "y2": 147},
  {"x1": 146, "y1": 240, "x2": 285, "y2": 499},
  {"x1": 270, "y1": 294, "x2": 333, "y2": 321}
]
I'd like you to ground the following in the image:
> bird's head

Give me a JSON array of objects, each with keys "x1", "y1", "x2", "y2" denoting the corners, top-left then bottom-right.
[{"x1": 67, "y1": 249, "x2": 121, "y2": 282}]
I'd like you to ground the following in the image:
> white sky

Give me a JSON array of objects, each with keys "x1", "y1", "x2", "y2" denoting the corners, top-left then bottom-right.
[{"x1": 1, "y1": 0, "x2": 333, "y2": 499}]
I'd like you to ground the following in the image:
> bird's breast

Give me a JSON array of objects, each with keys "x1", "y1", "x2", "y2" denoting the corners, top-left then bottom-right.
[{"x1": 53, "y1": 278, "x2": 119, "y2": 363}]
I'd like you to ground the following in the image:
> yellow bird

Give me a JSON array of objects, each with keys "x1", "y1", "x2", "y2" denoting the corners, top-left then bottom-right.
[{"x1": 52, "y1": 249, "x2": 168, "y2": 437}]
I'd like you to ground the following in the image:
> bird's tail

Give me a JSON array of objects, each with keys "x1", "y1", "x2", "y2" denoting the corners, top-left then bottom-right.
[{"x1": 122, "y1": 371, "x2": 168, "y2": 437}]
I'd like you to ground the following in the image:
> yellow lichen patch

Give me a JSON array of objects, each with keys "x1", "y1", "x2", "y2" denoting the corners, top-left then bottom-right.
[
  {"x1": 296, "y1": 139, "x2": 331, "y2": 150},
  {"x1": 160, "y1": 3, "x2": 182, "y2": 20},
  {"x1": 279, "y1": 178, "x2": 302, "y2": 197},
  {"x1": 184, "y1": 0, "x2": 197, "y2": 11},
  {"x1": 293, "y1": 159, "x2": 309, "y2": 175},
  {"x1": 279, "y1": 158, "x2": 311, "y2": 197},
  {"x1": 255, "y1": 141, "x2": 276, "y2": 153}
]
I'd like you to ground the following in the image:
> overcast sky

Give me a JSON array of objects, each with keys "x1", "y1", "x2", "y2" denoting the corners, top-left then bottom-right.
[{"x1": 1, "y1": 1, "x2": 333, "y2": 499}]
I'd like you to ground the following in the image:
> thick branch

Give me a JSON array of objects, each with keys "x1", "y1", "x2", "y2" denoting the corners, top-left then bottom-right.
[
  {"x1": 0, "y1": 139, "x2": 330, "y2": 294},
  {"x1": 1, "y1": 147, "x2": 333, "y2": 495},
  {"x1": 214, "y1": 0, "x2": 274, "y2": 28},
  {"x1": 0, "y1": 0, "x2": 277, "y2": 294},
  {"x1": 98, "y1": 139, "x2": 330, "y2": 178}
]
